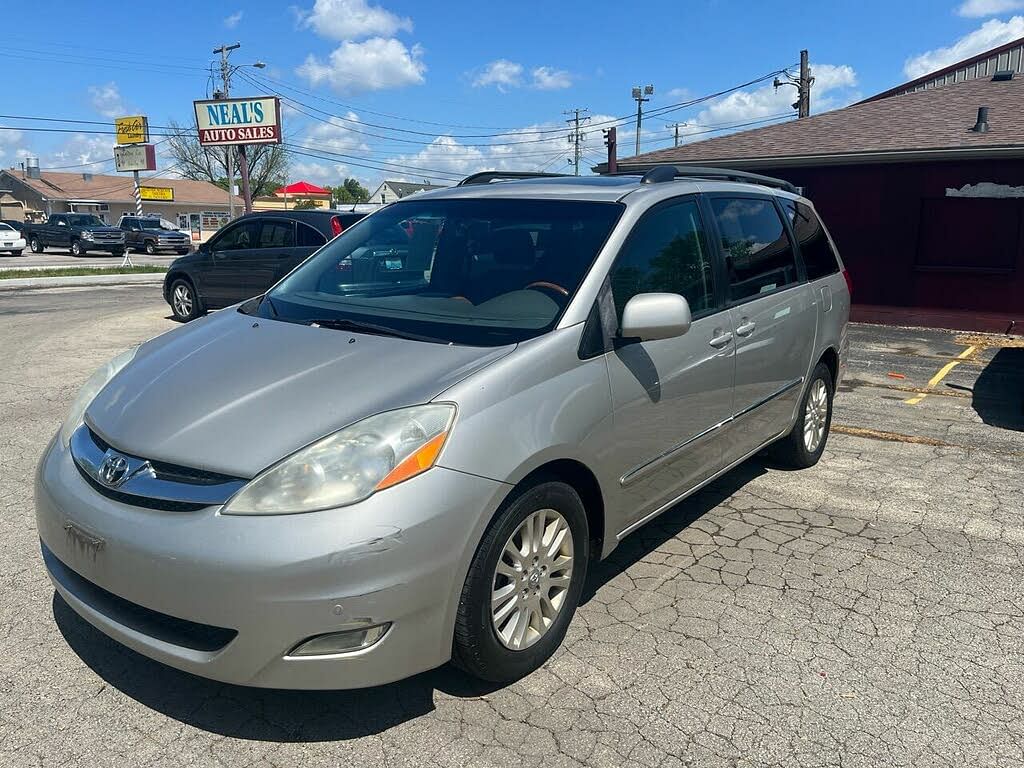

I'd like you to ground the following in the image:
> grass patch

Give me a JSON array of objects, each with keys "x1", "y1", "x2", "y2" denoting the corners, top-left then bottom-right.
[{"x1": 0, "y1": 266, "x2": 167, "y2": 280}]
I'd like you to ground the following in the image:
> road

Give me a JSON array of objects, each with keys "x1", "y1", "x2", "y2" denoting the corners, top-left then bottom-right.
[
  {"x1": 1, "y1": 286, "x2": 1022, "y2": 768},
  {"x1": 0, "y1": 247, "x2": 179, "y2": 270}
]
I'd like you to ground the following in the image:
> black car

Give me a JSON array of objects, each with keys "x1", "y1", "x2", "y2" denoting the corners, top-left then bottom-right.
[{"x1": 163, "y1": 209, "x2": 366, "y2": 321}]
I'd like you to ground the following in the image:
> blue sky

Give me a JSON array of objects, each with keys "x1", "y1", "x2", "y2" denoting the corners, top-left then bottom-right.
[{"x1": 2, "y1": 0, "x2": 1024, "y2": 189}]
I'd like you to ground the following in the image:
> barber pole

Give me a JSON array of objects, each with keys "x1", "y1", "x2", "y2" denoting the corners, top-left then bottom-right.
[{"x1": 133, "y1": 171, "x2": 143, "y2": 216}]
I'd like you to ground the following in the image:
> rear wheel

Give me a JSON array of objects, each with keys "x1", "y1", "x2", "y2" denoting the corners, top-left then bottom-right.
[
  {"x1": 10, "y1": 250, "x2": 22, "y2": 256},
  {"x1": 772, "y1": 362, "x2": 834, "y2": 468},
  {"x1": 30, "y1": 238, "x2": 42, "y2": 253},
  {"x1": 70, "y1": 240, "x2": 84, "y2": 257},
  {"x1": 169, "y1": 278, "x2": 204, "y2": 322},
  {"x1": 453, "y1": 479, "x2": 589, "y2": 683}
]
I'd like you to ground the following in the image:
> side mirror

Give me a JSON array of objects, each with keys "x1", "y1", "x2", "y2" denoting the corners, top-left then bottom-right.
[{"x1": 620, "y1": 293, "x2": 692, "y2": 342}]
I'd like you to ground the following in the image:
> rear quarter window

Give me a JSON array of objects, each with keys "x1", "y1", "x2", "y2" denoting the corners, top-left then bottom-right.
[{"x1": 783, "y1": 199, "x2": 841, "y2": 281}]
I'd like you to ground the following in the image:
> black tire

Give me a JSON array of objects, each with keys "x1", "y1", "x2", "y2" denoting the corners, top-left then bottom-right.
[
  {"x1": 30, "y1": 238, "x2": 43, "y2": 253},
  {"x1": 452, "y1": 478, "x2": 589, "y2": 683},
  {"x1": 70, "y1": 240, "x2": 85, "y2": 257},
  {"x1": 11, "y1": 250, "x2": 23, "y2": 257},
  {"x1": 145, "y1": 240, "x2": 156, "y2": 255},
  {"x1": 168, "y1": 278, "x2": 204, "y2": 322},
  {"x1": 771, "y1": 362, "x2": 834, "y2": 469}
]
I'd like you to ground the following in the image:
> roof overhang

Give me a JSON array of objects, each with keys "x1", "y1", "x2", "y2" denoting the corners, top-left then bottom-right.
[{"x1": 605, "y1": 144, "x2": 1024, "y2": 173}]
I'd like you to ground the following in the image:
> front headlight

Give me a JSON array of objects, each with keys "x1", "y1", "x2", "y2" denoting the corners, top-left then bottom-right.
[
  {"x1": 81, "y1": 231, "x2": 95, "y2": 240},
  {"x1": 59, "y1": 346, "x2": 138, "y2": 446},
  {"x1": 223, "y1": 404, "x2": 456, "y2": 515}
]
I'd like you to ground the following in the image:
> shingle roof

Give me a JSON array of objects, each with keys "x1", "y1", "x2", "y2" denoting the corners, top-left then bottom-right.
[
  {"x1": 386, "y1": 181, "x2": 445, "y2": 197},
  {"x1": 4, "y1": 171, "x2": 243, "y2": 205},
  {"x1": 608, "y1": 75, "x2": 1024, "y2": 171}
]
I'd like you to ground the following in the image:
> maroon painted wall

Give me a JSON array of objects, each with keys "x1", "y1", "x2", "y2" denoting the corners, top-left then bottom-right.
[{"x1": 752, "y1": 159, "x2": 1024, "y2": 317}]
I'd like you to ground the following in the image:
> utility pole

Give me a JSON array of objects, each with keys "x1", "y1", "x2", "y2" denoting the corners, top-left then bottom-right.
[
  {"x1": 631, "y1": 85, "x2": 654, "y2": 156},
  {"x1": 673, "y1": 123, "x2": 682, "y2": 147},
  {"x1": 213, "y1": 41, "x2": 253, "y2": 214},
  {"x1": 774, "y1": 49, "x2": 814, "y2": 118},
  {"x1": 565, "y1": 108, "x2": 589, "y2": 176},
  {"x1": 602, "y1": 126, "x2": 617, "y2": 174}
]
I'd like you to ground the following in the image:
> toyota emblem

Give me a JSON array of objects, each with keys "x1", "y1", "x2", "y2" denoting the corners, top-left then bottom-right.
[{"x1": 99, "y1": 454, "x2": 130, "y2": 487}]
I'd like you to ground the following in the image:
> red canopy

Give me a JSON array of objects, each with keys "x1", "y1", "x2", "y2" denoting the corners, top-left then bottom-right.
[{"x1": 275, "y1": 181, "x2": 331, "y2": 196}]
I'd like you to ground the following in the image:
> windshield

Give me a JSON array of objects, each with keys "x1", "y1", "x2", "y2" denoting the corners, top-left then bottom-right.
[
  {"x1": 259, "y1": 198, "x2": 623, "y2": 345},
  {"x1": 67, "y1": 215, "x2": 105, "y2": 227}
]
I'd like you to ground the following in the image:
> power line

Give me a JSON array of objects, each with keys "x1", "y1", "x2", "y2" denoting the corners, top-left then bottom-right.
[{"x1": 564, "y1": 108, "x2": 590, "y2": 176}]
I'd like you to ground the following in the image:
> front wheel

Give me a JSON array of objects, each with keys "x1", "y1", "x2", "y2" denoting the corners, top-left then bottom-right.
[
  {"x1": 30, "y1": 238, "x2": 43, "y2": 253},
  {"x1": 772, "y1": 362, "x2": 834, "y2": 468},
  {"x1": 145, "y1": 241, "x2": 156, "y2": 255},
  {"x1": 169, "y1": 278, "x2": 204, "y2": 322},
  {"x1": 70, "y1": 240, "x2": 84, "y2": 257},
  {"x1": 452, "y1": 479, "x2": 589, "y2": 683}
]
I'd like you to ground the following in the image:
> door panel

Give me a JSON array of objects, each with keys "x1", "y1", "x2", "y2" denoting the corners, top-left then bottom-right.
[
  {"x1": 601, "y1": 196, "x2": 735, "y2": 529},
  {"x1": 206, "y1": 219, "x2": 262, "y2": 305},
  {"x1": 706, "y1": 195, "x2": 817, "y2": 463}
]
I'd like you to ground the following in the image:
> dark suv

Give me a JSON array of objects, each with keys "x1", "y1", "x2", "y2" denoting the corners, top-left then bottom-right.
[
  {"x1": 119, "y1": 216, "x2": 191, "y2": 255},
  {"x1": 163, "y1": 209, "x2": 365, "y2": 321}
]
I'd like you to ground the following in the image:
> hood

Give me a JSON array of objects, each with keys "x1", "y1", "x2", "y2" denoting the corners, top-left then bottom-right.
[{"x1": 86, "y1": 309, "x2": 514, "y2": 477}]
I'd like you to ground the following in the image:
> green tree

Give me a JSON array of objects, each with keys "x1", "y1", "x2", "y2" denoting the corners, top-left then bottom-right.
[
  {"x1": 166, "y1": 120, "x2": 288, "y2": 198},
  {"x1": 292, "y1": 199, "x2": 319, "y2": 210},
  {"x1": 328, "y1": 178, "x2": 370, "y2": 204}
]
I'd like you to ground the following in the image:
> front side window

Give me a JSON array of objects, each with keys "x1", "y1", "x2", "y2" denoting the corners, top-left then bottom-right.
[
  {"x1": 782, "y1": 200, "x2": 840, "y2": 281},
  {"x1": 609, "y1": 198, "x2": 715, "y2": 319},
  {"x1": 66, "y1": 215, "x2": 104, "y2": 227},
  {"x1": 710, "y1": 197, "x2": 799, "y2": 302},
  {"x1": 212, "y1": 220, "x2": 259, "y2": 251},
  {"x1": 260, "y1": 198, "x2": 623, "y2": 346}
]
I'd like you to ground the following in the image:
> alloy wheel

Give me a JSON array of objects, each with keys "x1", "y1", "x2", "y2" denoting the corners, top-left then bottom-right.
[
  {"x1": 803, "y1": 378, "x2": 829, "y2": 453},
  {"x1": 491, "y1": 508, "x2": 574, "y2": 651},
  {"x1": 172, "y1": 284, "x2": 193, "y2": 318}
]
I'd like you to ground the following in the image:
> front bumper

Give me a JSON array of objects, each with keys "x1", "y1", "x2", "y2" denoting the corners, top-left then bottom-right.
[
  {"x1": 35, "y1": 435, "x2": 509, "y2": 689},
  {"x1": 81, "y1": 239, "x2": 125, "y2": 252}
]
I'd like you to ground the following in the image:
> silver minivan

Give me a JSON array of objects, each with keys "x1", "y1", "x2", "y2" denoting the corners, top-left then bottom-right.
[{"x1": 36, "y1": 167, "x2": 850, "y2": 688}]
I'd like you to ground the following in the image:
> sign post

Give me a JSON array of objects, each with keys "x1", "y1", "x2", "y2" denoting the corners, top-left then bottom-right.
[
  {"x1": 193, "y1": 96, "x2": 282, "y2": 214},
  {"x1": 113, "y1": 115, "x2": 153, "y2": 267}
]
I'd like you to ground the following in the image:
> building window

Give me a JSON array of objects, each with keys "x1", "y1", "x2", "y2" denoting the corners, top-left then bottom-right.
[{"x1": 917, "y1": 198, "x2": 1019, "y2": 272}]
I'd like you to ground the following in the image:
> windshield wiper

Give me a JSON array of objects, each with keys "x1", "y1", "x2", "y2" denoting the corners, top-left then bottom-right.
[{"x1": 305, "y1": 317, "x2": 446, "y2": 344}]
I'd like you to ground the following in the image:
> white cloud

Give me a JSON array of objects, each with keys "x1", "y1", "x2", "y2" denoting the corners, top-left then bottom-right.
[
  {"x1": 297, "y1": 37, "x2": 425, "y2": 93},
  {"x1": 472, "y1": 59, "x2": 524, "y2": 91},
  {"x1": 287, "y1": 159, "x2": 353, "y2": 185},
  {"x1": 224, "y1": 10, "x2": 243, "y2": 28},
  {"x1": 304, "y1": 113, "x2": 370, "y2": 154},
  {"x1": 299, "y1": 0, "x2": 412, "y2": 40},
  {"x1": 957, "y1": 0, "x2": 1024, "y2": 17},
  {"x1": 87, "y1": 82, "x2": 127, "y2": 119},
  {"x1": 664, "y1": 87, "x2": 692, "y2": 101},
  {"x1": 904, "y1": 16, "x2": 1024, "y2": 78},
  {"x1": 531, "y1": 66, "x2": 572, "y2": 90},
  {"x1": 471, "y1": 61, "x2": 573, "y2": 91}
]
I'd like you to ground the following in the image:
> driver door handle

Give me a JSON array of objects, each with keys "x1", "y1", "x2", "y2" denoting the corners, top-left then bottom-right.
[
  {"x1": 735, "y1": 321, "x2": 756, "y2": 337},
  {"x1": 709, "y1": 332, "x2": 733, "y2": 349}
]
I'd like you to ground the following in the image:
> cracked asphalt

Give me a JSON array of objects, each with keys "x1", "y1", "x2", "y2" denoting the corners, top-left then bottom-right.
[{"x1": 2, "y1": 285, "x2": 1022, "y2": 767}]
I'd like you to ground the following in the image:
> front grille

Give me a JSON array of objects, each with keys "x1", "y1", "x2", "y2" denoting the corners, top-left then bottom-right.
[
  {"x1": 72, "y1": 425, "x2": 248, "y2": 510},
  {"x1": 91, "y1": 233, "x2": 123, "y2": 242},
  {"x1": 43, "y1": 542, "x2": 238, "y2": 653}
]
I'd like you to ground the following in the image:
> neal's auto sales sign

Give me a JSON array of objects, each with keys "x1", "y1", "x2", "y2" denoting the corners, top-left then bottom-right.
[{"x1": 193, "y1": 96, "x2": 282, "y2": 146}]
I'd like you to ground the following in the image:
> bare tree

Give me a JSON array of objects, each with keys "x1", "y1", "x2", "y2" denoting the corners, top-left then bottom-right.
[{"x1": 165, "y1": 119, "x2": 288, "y2": 198}]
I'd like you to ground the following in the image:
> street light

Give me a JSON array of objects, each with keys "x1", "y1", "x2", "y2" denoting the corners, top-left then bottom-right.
[{"x1": 632, "y1": 84, "x2": 654, "y2": 156}]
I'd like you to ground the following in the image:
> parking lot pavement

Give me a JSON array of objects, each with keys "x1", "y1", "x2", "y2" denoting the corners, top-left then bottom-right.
[
  {"x1": 1, "y1": 286, "x2": 1022, "y2": 768},
  {"x1": 0, "y1": 247, "x2": 179, "y2": 270}
]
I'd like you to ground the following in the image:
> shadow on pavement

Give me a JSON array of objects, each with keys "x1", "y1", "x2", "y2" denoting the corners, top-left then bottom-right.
[
  {"x1": 53, "y1": 457, "x2": 770, "y2": 742},
  {"x1": 970, "y1": 348, "x2": 1024, "y2": 431}
]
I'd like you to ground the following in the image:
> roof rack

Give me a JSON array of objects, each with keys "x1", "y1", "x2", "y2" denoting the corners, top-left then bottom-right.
[
  {"x1": 617, "y1": 165, "x2": 798, "y2": 194},
  {"x1": 457, "y1": 171, "x2": 571, "y2": 186}
]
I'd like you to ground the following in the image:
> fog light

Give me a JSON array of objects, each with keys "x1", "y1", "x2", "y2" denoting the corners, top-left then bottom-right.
[{"x1": 287, "y1": 623, "x2": 390, "y2": 657}]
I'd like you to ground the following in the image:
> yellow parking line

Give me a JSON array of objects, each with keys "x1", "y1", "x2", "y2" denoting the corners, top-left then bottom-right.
[{"x1": 904, "y1": 345, "x2": 976, "y2": 405}]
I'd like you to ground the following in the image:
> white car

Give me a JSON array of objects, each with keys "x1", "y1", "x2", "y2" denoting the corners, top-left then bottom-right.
[{"x1": 0, "y1": 222, "x2": 26, "y2": 255}]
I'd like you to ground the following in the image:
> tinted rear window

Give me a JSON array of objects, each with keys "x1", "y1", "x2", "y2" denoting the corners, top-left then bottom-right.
[{"x1": 783, "y1": 200, "x2": 840, "y2": 281}]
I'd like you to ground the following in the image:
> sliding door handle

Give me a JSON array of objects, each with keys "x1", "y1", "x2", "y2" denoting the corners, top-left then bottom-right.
[
  {"x1": 709, "y1": 332, "x2": 733, "y2": 349},
  {"x1": 735, "y1": 321, "x2": 756, "y2": 337}
]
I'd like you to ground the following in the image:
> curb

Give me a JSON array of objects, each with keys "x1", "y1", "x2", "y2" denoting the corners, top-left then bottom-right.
[{"x1": 0, "y1": 273, "x2": 166, "y2": 292}]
